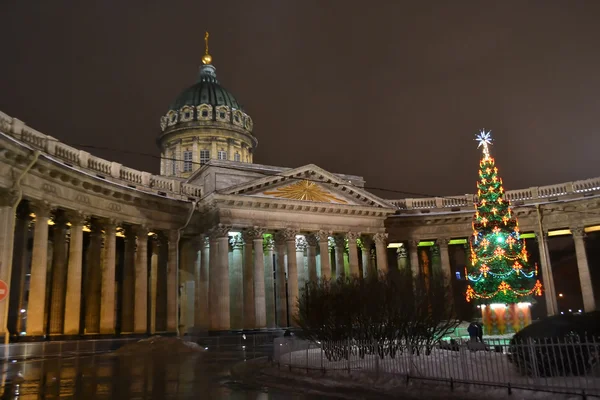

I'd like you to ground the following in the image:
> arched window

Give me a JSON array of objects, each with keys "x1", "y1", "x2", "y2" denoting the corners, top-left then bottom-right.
[{"x1": 234, "y1": 152, "x2": 241, "y2": 162}]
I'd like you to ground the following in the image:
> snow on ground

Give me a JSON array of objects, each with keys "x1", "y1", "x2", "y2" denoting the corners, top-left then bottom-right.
[
  {"x1": 257, "y1": 361, "x2": 585, "y2": 400},
  {"x1": 278, "y1": 343, "x2": 600, "y2": 396}
]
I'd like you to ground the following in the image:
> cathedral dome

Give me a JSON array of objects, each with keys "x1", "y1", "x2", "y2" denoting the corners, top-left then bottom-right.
[
  {"x1": 169, "y1": 65, "x2": 243, "y2": 113},
  {"x1": 159, "y1": 64, "x2": 253, "y2": 134},
  {"x1": 157, "y1": 32, "x2": 257, "y2": 178}
]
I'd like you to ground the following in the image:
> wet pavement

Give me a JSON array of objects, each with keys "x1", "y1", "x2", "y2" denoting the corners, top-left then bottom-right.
[{"x1": 0, "y1": 345, "x2": 336, "y2": 399}]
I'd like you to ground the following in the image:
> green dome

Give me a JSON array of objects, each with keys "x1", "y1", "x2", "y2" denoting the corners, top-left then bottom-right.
[
  {"x1": 168, "y1": 64, "x2": 244, "y2": 111},
  {"x1": 160, "y1": 63, "x2": 253, "y2": 133}
]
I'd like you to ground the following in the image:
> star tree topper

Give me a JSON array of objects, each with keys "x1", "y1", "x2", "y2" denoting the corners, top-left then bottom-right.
[{"x1": 476, "y1": 130, "x2": 493, "y2": 159}]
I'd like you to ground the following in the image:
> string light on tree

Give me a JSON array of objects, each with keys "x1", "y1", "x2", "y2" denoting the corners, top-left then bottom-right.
[{"x1": 465, "y1": 130, "x2": 542, "y2": 306}]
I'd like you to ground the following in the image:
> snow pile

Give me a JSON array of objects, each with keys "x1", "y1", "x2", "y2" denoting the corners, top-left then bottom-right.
[{"x1": 115, "y1": 336, "x2": 204, "y2": 356}]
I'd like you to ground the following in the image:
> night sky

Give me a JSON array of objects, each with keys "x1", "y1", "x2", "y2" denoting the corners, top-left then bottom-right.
[{"x1": 2, "y1": 1, "x2": 600, "y2": 199}]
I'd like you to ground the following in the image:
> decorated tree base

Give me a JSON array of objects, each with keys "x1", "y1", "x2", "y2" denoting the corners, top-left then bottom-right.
[{"x1": 481, "y1": 303, "x2": 532, "y2": 335}]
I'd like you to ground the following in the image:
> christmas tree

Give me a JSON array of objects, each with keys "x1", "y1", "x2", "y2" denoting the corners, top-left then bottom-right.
[{"x1": 465, "y1": 131, "x2": 542, "y2": 305}]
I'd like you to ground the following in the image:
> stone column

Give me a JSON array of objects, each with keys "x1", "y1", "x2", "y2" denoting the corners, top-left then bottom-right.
[
  {"x1": 63, "y1": 211, "x2": 86, "y2": 335},
  {"x1": 241, "y1": 229, "x2": 257, "y2": 329},
  {"x1": 333, "y1": 234, "x2": 346, "y2": 278},
  {"x1": 317, "y1": 230, "x2": 331, "y2": 280},
  {"x1": 408, "y1": 239, "x2": 420, "y2": 279},
  {"x1": 27, "y1": 201, "x2": 52, "y2": 336},
  {"x1": 192, "y1": 138, "x2": 199, "y2": 172},
  {"x1": 305, "y1": 234, "x2": 318, "y2": 283},
  {"x1": 208, "y1": 233, "x2": 218, "y2": 330},
  {"x1": 436, "y1": 238, "x2": 454, "y2": 306},
  {"x1": 535, "y1": 229, "x2": 557, "y2": 316},
  {"x1": 282, "y1": 229, "x2": 299, "y2": 325},
  {"x1": 228, "y1": 139, "x2": 235, "y2": 161},
  {"x1": 572, "y1": 227, "x2": 595, "y2": 312},
  {"x1": 295, "y1": 236, "x2": 307, "y2": 295},
  {"x1": 274, "y1": 232, "x2": 288, "y2": 327},
  {"x1": 216, "y1": 227, "x2": 231, "y2": 331},
  {"x1": 397, "y1": 245, "x2": 409, "y2": 271},
  {"x1": 346, "y1": 232, "x2": 360, "y2": 276},
  {"x1": 100, "y1": 220, "x2": 117, "y2": 334},
  {"x1": 0, "y1": 190, "x2": 18, "y2": 338},
  {"x1": 210, "y1": 141, "x2": 217, "y2": 161},
  {"x1": 48, "y1": 212, "x2": 69, "y2": 335},
  {"x1": 133, "y1": 225, "x2": 148, "y2": 334},
  {"x1": 249, "y1": 228, "x2": 266, "y2": 328},
  {"x1": 196, "y1": 236, "x2": 209, "y2": 330},
  {"x1": 360, "y1": 235, "x2": 374, "y2": 278},
  {"x1": 263, "y1": 236, "x2": 276, "y2": 328},
  {"x1": 120, "y1": 226, "x2": 136, "y2": 333},
  {"x1": 9, "y1": 204, "x2": 31, "y2": 335},
  {"x1": 373, "y1": 233, "x2": 389, "y2": 274},
  {"x1": 85, "y1": 220, "x2": 103, "y2": 334},
  {"x1": 149, "y1": 235, "x2": 159, "y2": 334},
  {"x1": 167, "y1": 230, "x2": 179, "y2": 332},
  {"x1": 230, "y1": 233, "x2": 244, "y2": 330}
]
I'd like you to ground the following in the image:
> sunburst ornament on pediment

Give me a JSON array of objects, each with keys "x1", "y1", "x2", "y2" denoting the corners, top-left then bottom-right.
[{"x1": 263, "y1": 180, "x2": 348, "y2": 204}]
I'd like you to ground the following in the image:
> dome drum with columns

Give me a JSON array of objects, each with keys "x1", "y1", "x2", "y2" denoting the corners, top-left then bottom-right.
[{"x1": 158, "y1": 32, "x2": 256, "y2": 178}]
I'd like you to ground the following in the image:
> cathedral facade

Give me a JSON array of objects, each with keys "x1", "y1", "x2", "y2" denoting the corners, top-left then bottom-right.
[{"x1": 0, "y1": 45, "x2": 599, "y2": 340}]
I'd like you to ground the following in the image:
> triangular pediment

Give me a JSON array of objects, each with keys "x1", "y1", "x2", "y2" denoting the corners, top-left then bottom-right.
[{"x1": 220, "y1": 164, "x2": 394, "y2": 209}]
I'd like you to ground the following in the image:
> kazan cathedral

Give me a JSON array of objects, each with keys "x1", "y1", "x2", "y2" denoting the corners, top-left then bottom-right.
[{"x1": 0, "y1": 37, "x2": 599, "y2": 341}]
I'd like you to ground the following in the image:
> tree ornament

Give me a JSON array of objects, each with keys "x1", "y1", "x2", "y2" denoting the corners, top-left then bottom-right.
[
  {"x1": 507, "y1": 236, "x2": 516, "y2": 248},
  {"x1": 480, "y1": 264, "x2": 490, "y2": 277}
]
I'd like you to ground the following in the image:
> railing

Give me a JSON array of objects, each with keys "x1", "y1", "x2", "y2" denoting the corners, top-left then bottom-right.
[
  {"x1": 275, "y1": 337, "x2": 600, "y2": 397},
  {"x1": 392, "y1": 176, "x2": 600, "y2": 212},
  {"x1": 0, "y1": 113, "x2": 202, "y2": 200}
]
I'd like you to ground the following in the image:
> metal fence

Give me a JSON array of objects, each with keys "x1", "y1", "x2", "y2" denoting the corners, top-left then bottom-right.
[{"x1": 274, "y1": 337, "x2": 600, "y2": 397}]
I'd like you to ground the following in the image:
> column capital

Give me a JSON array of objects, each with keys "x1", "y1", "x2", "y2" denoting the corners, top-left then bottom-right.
[
  {"x1": 0, "y1": 188, "x2": 18, "y2": 207},
  {"x1": 53, "y1": 212, "x2": 70, "y2": 228},
  {"x1": 397, "y1": 246, "x2": 408, "y2": 258},
  {"x1": 168, "y1": 229, "x2": 179, "y2": 244},
  {"x1": 30, "y1": 200, "x2": 53, "y2": 219},
  {"x1": 333, "y1": 234, "x2": 346, "y2": 248},
  {"x1": 65, "y1": 210, "x2": 87, "y2": 226},
  {"x1": 436, "y1": 237, "x2": 450, "y2": 248},
  {"x1": 373, "y1": 233, "x2": 388, "y2": 245},
  {"x1": 346, "y1": 231, "x2": 361, "y2": 242},
  {"x1": 102, "y1": 219, "x2": 118, "y2": 232},
  {"x1": 295, "y1": 235, "x2": 308, "y2": 251},
  {"x1": 408, "y1": 239, "x2": 420, "y2": 249},
  {"x1": 280, "y1": 228, "x2": 298, "y2": 242},
  {"x1": 230, "y1": 233, "x2": 243, "y2": 249},
  {"x1": 305, "y1": 233, "x2": 319, "y2": 247},
  {"x1": 360, "y1": 234, "x2": 373, "y2": 249},
  {"x1": 242, "y1": 226, "x2": 265, "y2": 242},
  {"x1": 572, "y1": 226, "x2": 586, "y2": 239},
  {"x1": 316, "y1": 230, "x2": 331, "y2": 243},
  {"x1": 209, "y1": 224, "x2": 231, "y2": 239},
  {"x1": 134, "y1": 224, "x2": 149, "y2": 237}
]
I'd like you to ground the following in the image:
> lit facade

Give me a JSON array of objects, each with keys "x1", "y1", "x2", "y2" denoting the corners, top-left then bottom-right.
[{"x1": 0, "y1": 47, "x2": 599, "y2": 340}]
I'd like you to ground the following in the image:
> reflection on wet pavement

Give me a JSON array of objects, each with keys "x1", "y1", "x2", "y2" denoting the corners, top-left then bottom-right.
[{"x1": 0, "y1": 347, "x2": 331, "y2": 399}]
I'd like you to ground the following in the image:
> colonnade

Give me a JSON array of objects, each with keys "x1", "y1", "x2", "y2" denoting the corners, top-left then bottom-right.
[
  {"x1": 2, "y1": 198, "x2": 178, "y2": 339},
  {"x1": 187, "y1": 227, "x2": 389, "y2": 331}
]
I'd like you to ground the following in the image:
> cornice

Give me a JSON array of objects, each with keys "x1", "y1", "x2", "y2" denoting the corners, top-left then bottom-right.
[{"x1": 200, "y1": 193, "x2": 395, "y2": 218}]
